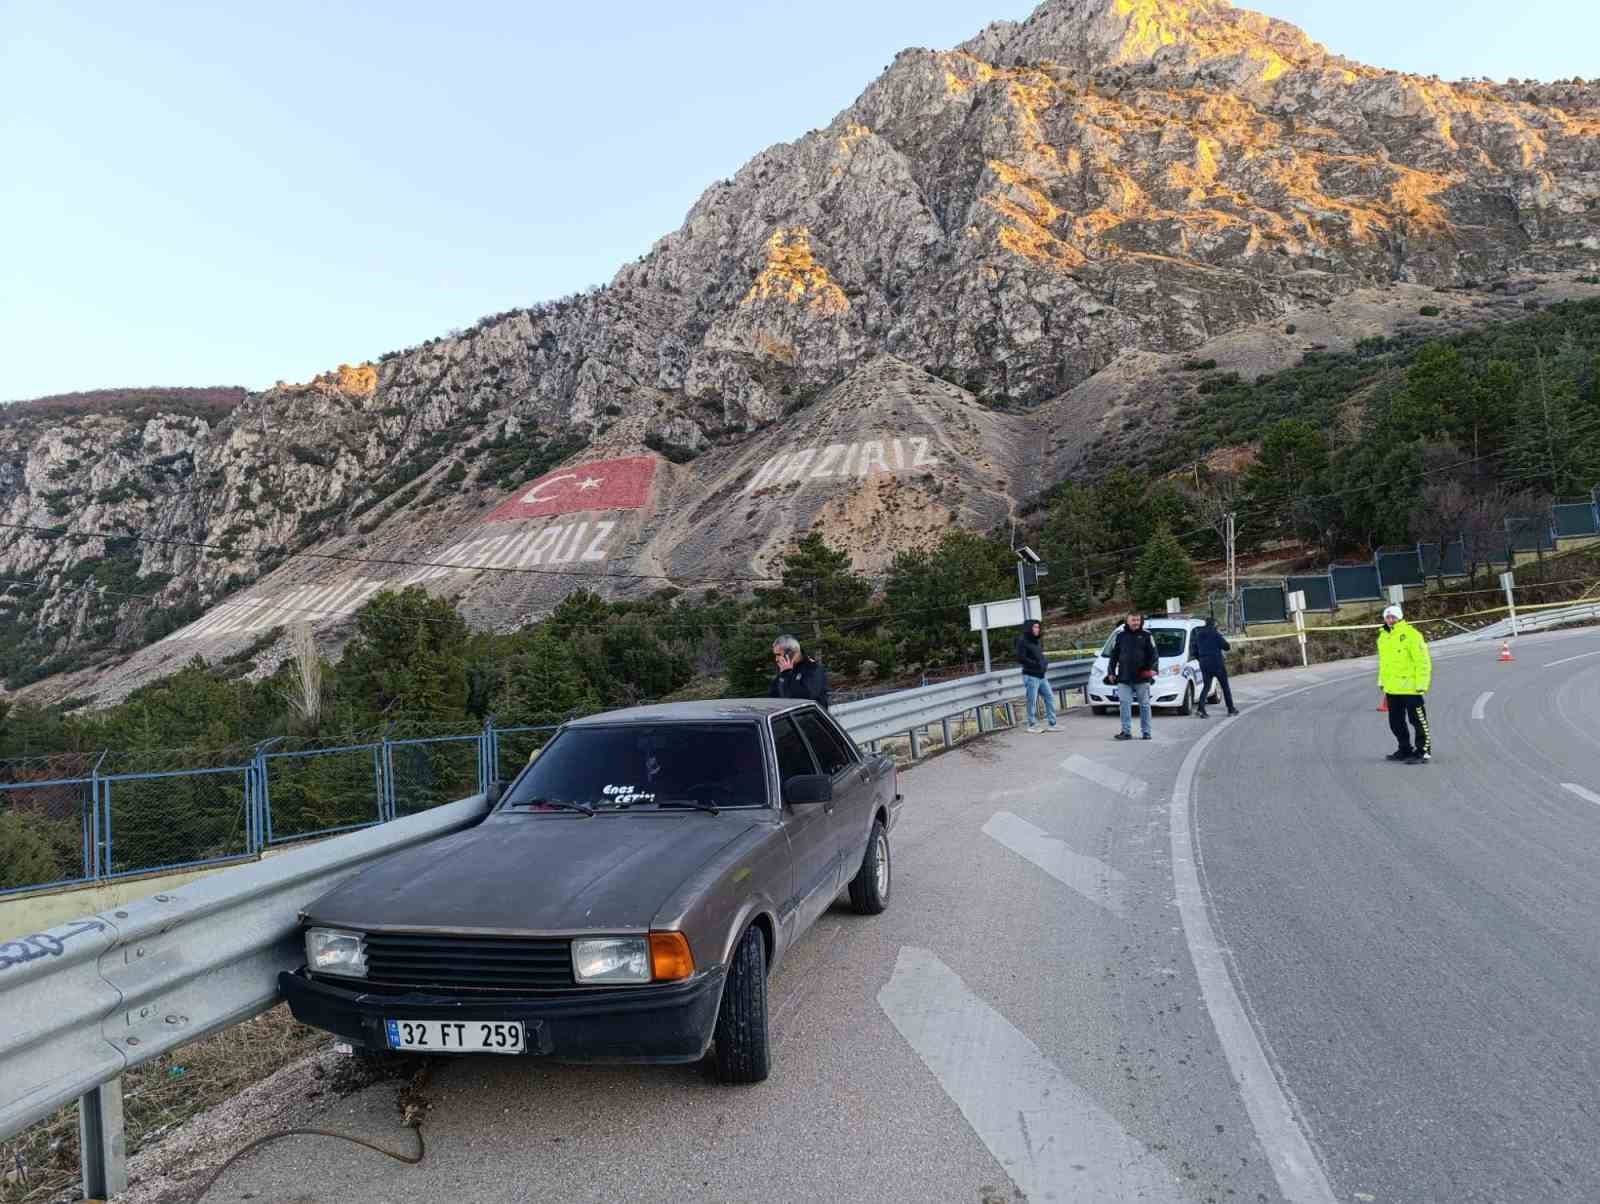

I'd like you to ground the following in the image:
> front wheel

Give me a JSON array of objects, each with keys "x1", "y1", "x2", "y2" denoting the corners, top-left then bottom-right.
[
  {"x1": 1092, "y1": 705, "x2": 1114, "y2": 716},
  {"x1": 848, "y1": 820, "x2": 891, "y2": 915},
  {"x1": 1176, "y1": 684, "x2": 1194, "y2": 716},
  {"x1": 712, "y1": 926, "x2": 770, "y2": 1084}
]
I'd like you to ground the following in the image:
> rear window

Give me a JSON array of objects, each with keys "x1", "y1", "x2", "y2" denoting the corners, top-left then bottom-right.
[
  {"x1": 501, "y1": 723, "x2": 769, "y2": 810},
  {"x1": 1100, "y1": 626, "x2": 1189, "y2": 658}
]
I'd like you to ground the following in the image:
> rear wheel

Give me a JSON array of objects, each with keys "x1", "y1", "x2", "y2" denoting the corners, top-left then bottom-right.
[
  {"x1": 712, "y1": 926, "x2": 770, "y2": 1084},
  {"x1": 848, "y1": 820, "x2": 891, "y2": 915}
]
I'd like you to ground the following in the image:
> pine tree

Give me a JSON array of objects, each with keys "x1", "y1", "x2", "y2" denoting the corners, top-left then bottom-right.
[{"x1": 1130, "y1": 524, "x2": 1201, "y2": 612}]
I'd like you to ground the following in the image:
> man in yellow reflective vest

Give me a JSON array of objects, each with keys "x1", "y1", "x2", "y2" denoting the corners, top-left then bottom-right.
[{"x1": 1377, "y1": 604, "x2": 1433, "y2": 764}]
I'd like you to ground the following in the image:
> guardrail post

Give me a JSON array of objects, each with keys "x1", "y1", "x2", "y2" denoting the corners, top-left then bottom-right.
[
  {"x1": 976, "y1": 705, "x2": 990, "y2": 733},
  {"x1": 479, "y1": 714, "x2": 498, "y2": 792},
  {"x1": 78, "y1": 1077, "x2": 127, "y2": 1198},
  {"x1": 941, "y1": 717, "x2": 953, "y2": 750},
  {"x1": 909, "y1": 728, "x2": 922, "y2": 759},
  {"x1": 251, "y1": 738, "x2": 284, "y2": 850}
]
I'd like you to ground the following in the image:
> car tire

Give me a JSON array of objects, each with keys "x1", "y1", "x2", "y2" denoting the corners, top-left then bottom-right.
[
  {"x1": 1176, "y1": 684, "x2": 1194, "y2": 716},
  {"x1": 1092, "y1": 705, "x2": 1113, "y2": 716},
  {"x1": 848, "y1": 820, "x2": 891, "y2": 915},
  {"x1": 712, "y1": 926, "x2": 770, "y2": 1085}
]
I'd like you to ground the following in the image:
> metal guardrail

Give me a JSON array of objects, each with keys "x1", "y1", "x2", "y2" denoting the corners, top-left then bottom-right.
[
  {"x1": 1435, "y1": 601, "x2": 1600, "y2": 644},
  {"x1": 0, "y1": 795, "x2": 491, "y2": 1197},
  {"x1": 0, "y1": 662, "x2": 1089, "y2": 1194},
  {"x1": 834, "y1": 662, "x2": 1091, "y2": 750}
]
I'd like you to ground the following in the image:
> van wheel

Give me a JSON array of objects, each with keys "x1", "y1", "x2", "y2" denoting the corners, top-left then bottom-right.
[
  {"x1": 1176, "y1": 685, "x2": 1194, "y2": 716},
  {"x1": 712, "y1": 927, "x2": 770, "y2": 1084},
  {"x1": 848, "y1": 821, "x2": 890, "y2": 915}
]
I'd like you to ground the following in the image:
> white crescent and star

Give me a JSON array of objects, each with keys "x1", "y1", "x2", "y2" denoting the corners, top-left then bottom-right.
[{"x1": 519, "y1": 473, "x2": 605, "y2": 504}]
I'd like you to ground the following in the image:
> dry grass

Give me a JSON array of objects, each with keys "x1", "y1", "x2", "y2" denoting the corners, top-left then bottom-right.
[{"x1": 0, "y1": 1005, "x2": 326, "y2": 1204}]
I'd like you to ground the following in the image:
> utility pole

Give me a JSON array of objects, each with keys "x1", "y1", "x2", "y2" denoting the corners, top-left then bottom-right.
[{"x1": 1224, "y1": 511, "x2": 1238, "y2": 631}]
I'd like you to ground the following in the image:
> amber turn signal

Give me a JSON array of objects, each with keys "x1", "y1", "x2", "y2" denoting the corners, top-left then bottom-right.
[{"x1": 649, "y1": 931, "x2": 695, "y2": 981}]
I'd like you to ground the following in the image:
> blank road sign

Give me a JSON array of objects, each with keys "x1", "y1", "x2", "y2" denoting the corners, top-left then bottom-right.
[{"x1": 968, "y1": 597, "x2": 1043, "y2": 631}]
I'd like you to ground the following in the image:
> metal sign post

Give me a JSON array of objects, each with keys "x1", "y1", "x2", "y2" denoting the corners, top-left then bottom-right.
[
  {"x1": 1288, "y1": 590, "x2": 1308, "y2": 667},
  {"x1": 979, "y1": 605, "x2": 992, "y2": 674},
  {"x1": 1500, "y1": 571, "x2": 1518, "y2": 636}
]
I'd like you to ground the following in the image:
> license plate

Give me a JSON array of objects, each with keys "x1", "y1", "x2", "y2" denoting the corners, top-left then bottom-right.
[{"x1": 385, "y1": 1018, "x2": 525, "y2": 1054}]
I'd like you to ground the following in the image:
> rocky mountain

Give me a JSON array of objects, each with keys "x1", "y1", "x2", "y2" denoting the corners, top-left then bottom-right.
[{"x1": 4, "y1": 0, "x2": 1599, "y2": 702}]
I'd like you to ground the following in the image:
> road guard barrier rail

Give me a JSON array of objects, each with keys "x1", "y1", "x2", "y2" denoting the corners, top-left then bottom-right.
[{"x1": 0, "y1": 660, "x2": 1092, "y2": 1195}]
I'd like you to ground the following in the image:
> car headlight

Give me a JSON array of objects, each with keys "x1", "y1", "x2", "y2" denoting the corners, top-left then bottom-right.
[
  {"x1": 306, "y1": 927, "x2": 367, "y2": 978},
  {"x1": 572, "y1": 937, "x2": 650, "y2": 984}
]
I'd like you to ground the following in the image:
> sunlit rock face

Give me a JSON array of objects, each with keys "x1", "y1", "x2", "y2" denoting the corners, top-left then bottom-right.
[{"x1": 7, "y1": 0, "x2": 1599, "y2": 700}]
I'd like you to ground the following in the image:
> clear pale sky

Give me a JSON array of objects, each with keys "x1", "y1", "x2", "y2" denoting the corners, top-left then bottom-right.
[{"x1": 3, "y1": 1, "x2": 1594, "y2": 401}]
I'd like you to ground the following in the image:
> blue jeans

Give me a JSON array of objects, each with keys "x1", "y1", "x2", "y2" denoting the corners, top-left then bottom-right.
[
  {"x1": 1023, "y1": 675, "x2": 1057, "y2": 726},
  {"x1": 1117, "y1": 682, "x2": 1152, "y2": 737}
]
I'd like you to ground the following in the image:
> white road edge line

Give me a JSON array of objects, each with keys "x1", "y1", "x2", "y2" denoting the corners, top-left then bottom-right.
[
  {"x1": 982, "y1": 811, "x2": 1127, "y2": 917},
  {"x1": 1543, "y1": 648, "x2": 1600, "y2": 667},
  {"x1": 878, "y1": 947, "x2": 1187, "y2": 1203},
  {"x1": 1561, "y1": 783, "x2": 1600, "y2": 806},
  {"x1": 1472, "y1": 690, "x2": 1494, "y2": 720},
  {"x1": 1173, "y1": 697, "x2": 1339, "y2": 1204}
]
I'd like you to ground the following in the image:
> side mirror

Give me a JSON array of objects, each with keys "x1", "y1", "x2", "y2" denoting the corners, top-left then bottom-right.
[
  {"x1": 782, "y1": 774, "x2": 833, "y2": 807},
  {"x1": 485, "y1": 780, "x2": 504, "y2": 806}
]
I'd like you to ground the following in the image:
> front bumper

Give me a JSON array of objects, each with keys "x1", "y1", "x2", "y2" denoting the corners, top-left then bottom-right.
[
  {"x1": 279, "y1": 966, "x2": 726, "y2": 1064},
  {"x1": 1086, "y1": 687, "x2": 1188, "y2": 706}
]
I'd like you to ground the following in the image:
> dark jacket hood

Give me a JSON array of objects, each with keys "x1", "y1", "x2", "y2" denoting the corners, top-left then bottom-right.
[{"x1": 305, "y1": 811, "x2": 765, "y2": 936}]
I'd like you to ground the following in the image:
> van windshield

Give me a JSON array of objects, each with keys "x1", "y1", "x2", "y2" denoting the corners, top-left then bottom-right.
[{"x1": 1100, "y1": 627, "x2": 1189, "y2": 659}]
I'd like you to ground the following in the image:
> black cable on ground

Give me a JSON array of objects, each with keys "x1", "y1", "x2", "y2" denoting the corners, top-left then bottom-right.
[
  {"x1": 190, "y1": 1124, "x2": 424, "y2": 1201},
  {"x1": 191, "y1": 1058, "x2": 432, "y2": 1201}
]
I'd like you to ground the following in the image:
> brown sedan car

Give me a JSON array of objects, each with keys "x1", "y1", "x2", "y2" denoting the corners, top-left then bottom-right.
[{"x1": 280, "y1": 700, "x2": 901, "y2": 1083}]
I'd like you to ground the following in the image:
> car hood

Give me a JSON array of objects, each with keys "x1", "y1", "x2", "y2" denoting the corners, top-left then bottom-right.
[{"x1": 305, "y1": 812, "x2": 767, "y2": 936}]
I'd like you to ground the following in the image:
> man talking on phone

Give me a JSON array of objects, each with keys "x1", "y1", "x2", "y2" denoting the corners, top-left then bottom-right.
[{"x1": 769, "y1": 634, "x2": 831, "y2": 710}]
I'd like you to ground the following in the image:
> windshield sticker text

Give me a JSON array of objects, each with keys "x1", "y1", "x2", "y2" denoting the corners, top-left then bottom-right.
[{"x1": 602, "y1": 784, "x2": 656, "y2": 805}]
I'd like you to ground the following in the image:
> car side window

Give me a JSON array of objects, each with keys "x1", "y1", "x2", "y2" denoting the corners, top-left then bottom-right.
[
  {"x1": 772, "y1": 716, "x2": 819, "y2": 784},
  {"x1": 794, "y1": 710, "x2": 857, "y2": 776}
]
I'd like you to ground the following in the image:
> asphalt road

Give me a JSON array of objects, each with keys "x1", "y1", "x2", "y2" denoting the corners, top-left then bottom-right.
[
  {"x1": 1194, "y1": 628, "x2": 1600, "y2": 1204},
  {"x1": 174, "y1": 631, "x2": 1600, "y2": 1204}
]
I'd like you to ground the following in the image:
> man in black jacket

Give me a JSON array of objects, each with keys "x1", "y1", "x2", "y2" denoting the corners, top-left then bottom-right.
[
  {"x1": 768, "y1": 634, "x2": 830, "y2": 710},
  {"x1": 1014, "y1": 618, "x2": 1058, "y2": 732},
  {"x1": 1106, "y1": 613, "x2": 1159, "y2": 740},
  {"x1": 1192, "y1": 616, "x2": 1238, "y2": 718}
]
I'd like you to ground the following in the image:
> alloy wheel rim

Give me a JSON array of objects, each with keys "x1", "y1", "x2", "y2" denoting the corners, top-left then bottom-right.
[{"x1": 875, "y1": 833, "x2": 890, "y2": 897}]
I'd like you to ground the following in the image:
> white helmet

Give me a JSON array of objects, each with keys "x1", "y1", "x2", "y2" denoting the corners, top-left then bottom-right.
[{"x1": 1382, "y1": 604, "x2": 1403, "y2": 623}]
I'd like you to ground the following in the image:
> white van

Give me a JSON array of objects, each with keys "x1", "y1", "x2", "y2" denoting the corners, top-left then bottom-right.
[{"x1": 1084, "y1": 617, "x2": 1221, "y2": 716}]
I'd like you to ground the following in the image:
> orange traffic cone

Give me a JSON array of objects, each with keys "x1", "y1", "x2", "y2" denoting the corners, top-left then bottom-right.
[
  {"x1": 1377, "y1": 694, "x2": 1388, "y2": 712},
  {"x1": 1499, "y1": 641, "x2": 1514, "y2": 663}
]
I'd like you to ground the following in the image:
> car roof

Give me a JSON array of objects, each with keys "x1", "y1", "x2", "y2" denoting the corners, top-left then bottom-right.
[{"x1": 565, "y1": 699, "x2": 812, "y2": 727}]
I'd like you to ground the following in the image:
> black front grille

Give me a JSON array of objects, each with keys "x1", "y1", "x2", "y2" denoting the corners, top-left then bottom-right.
[{"x1": 362, "y1": 933, "x2": 574, "y2": 992}]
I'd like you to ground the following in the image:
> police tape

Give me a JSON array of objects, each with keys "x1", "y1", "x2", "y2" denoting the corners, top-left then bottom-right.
[{"x1": 1044, "y1": 591, "x2": 1600, "y2": 653}]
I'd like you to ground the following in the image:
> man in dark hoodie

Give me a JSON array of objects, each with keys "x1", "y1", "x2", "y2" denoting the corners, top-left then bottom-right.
[
  {"x1": 1106, "y1": 612, "x2": 1159, "y2": 740},
  {"x1": 1192, "y1": 615, "x2": 1238, "y2": 718},
  {"x1": 1015, "y1": 618, "x2": 1059, "y2": 733},
  {"x1": 769, "y1": 634, "x2": 830, "y2": 710}
]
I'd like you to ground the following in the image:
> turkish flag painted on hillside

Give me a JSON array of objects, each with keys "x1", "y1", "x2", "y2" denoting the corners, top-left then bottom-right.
[{"x1": 485, "y1": 455, "x2": 659, "y2": 522}]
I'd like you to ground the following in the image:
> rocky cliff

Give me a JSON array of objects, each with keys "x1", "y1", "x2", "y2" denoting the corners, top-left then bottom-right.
[{"x1": 4, "y1": 0, "x2": 1599, "y2": 700}]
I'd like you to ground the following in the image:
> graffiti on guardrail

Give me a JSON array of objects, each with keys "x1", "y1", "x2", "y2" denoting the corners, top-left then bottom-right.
[{"x1": 0, "y1": 919, "x2": 106, "y2": 972}]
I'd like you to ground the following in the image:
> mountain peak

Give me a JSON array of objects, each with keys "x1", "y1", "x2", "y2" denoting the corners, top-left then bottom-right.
[{"x1": 989, "y1": 0, "x2": 1334, "y2": 85}]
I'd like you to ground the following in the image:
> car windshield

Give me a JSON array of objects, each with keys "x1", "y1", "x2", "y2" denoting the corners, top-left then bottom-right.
[
  {"x1": 499, "y1": 722, "x2": 769, "y2": 811},
  {"x1": 1100, "y1": 626, "x2": 1188, "y2": 658}
]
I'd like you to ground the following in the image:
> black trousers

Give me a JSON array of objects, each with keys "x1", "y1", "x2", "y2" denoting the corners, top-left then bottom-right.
[
  {"x1": 1199, "y1": 659, "x2": 1234, "y2": 711},
  {"x1": 1386, "y1": 693, "x2": 1431, "y2": 754}
]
